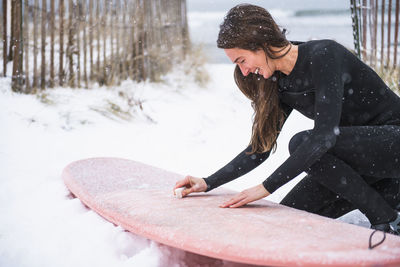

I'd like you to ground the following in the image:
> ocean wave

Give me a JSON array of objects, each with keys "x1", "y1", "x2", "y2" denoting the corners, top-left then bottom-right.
[
  {"x1": 283, "y1": 15, "x2": 352, "y2": 27},
  {"x1": 294, "y1": 9, "x2": 350, "y2": 17}
]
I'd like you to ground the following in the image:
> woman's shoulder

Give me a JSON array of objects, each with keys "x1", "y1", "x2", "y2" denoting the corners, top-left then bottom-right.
[{"x1": 301, "y1": 39, "x2": 349, "y2": 55}]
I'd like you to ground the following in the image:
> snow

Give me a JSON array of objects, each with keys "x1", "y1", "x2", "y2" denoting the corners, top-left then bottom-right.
[{"x1": 0, "y1": 63, "x2": 370, "y2": 267}]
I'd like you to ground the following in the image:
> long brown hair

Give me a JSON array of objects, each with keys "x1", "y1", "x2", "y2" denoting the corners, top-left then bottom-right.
[{"x1": 217, "y1": 4, "x2": 291, "y2": 154}]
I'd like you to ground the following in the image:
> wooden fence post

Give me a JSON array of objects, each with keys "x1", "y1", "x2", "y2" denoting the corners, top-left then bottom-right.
[
  {"x1": 41, "y1": 0, "x2": 47, "y2": 90},
  {"x1": 59, "y1": 0, "x2": 65, "y2": 86},
  {"x1": 128, "y1": 0, "x2": 135, "y2": 80},
  {"x1": 373, "y1": 0, "x2": 378, "y2": 65},
  {"x1": 181, "y1": 0, "x2": 190, "y2": 58},
  {"x1": 109, "y1": 0, "x2": 113, "y2": 83},
  {"x1": 11, "y1": 0, "x2": 23, "y2": 92},
  {"x1": 102, "y1": 0, "x2": 108, "y2": 85},
  {"x1": 114, "y1": 0, "x2": 120, "y2": 85},
  {"x1": 33, "y1": 0, "x2": 38, "y2": 89},
  {"x1": 2, "y1": 0, "x2": 7, "y2": 76},
  {"x1": 138, "y1": 0, "x2": 146, "y2": 81},
  {"x1": 82, "y1": 0, "x2": 88, "y2": 88},
  {"x1": 394, "y1": 0, "x2": 399, "y2": 68},
  {"x1": 88, "y1": 0, "x2": 93, "y2": 81},
  {"x1": 76, "y1": 0, "x2": 80, "y2": 88},
  {"x1": 381, "y1": 0, "x2": 386, "y2": 67},
  {"x1": 96, "y1": 0, "x2": 100, "y2": 83},
  {"x1": 67, "y1": 0, "x2": 75, "y2": 87},
  {"x1": 361, "y1": 0, "x2": 367, "y2": 60},
  {"x1": 9, "y1": 0, "x2": 14, "y2": 61},
  {"x1": 23, "y1": 0, "x2": 30, "y2": 92},
  {"x1": 121, "y1": 0, "x2": 127, "y2": 80},
  {"x1": 350, "y1": 0, "x2": 361, "y2": 58},
  {"x1": 50, "y1": 0, "x2": 55, "y2": 88},
  {"x1": 387, "y1": 0, "x2": 392, "y2": 65}
]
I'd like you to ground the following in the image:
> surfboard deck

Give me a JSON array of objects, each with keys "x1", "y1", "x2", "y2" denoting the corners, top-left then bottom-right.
[{"x1": 62, "y1": 157, "x2": 400, "y2": 267}]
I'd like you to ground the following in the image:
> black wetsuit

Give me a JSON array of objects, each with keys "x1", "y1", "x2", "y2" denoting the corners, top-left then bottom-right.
[{"x1": 204, "y1": 39, "x2": 400, "y2": 225}]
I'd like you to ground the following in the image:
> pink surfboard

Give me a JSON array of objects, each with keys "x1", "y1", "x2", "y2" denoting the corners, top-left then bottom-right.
[{"x1": 62, "y1": 157, "x2": 400, "y2": 266}]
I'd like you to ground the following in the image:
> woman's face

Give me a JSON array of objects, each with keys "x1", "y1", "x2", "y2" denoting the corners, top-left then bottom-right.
[{"x1": 224, "y1": 48, "x2": 274, "y2": 79}]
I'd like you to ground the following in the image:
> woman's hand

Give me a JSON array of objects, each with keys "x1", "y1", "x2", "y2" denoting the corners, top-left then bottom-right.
[
  {"x1": 220, "y1": 184, "x2": 270, "y2": 208},
  {"x1": 173, "y1": 175, "x2": 207, "y2": 197}
]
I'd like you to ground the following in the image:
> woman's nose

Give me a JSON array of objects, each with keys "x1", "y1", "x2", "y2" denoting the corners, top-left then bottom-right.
[{"x1": 239, "y1": 65, "x2": 250, "y2": 76}]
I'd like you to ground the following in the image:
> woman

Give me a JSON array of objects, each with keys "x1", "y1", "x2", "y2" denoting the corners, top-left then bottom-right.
[{"x1": 173, "y1": 4, "x2": 400, "y2": 235}]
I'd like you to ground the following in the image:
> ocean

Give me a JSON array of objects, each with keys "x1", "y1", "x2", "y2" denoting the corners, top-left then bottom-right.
[{"x1": 187, "y1": 0, "x2": 353, "y2": 63}]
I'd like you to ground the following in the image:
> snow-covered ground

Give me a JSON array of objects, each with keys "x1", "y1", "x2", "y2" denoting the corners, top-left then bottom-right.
[{"x1": 0, "y1": 63, "x2": 369, "y2": 267}]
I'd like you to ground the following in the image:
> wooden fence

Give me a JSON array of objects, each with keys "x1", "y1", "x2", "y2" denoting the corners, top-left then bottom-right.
[
  {"x1": 350, "y1": 0, "x2": 399, "y2": 71},
  {"x1": 1, "y1": 0, "x2": 190, "y2": 93}
]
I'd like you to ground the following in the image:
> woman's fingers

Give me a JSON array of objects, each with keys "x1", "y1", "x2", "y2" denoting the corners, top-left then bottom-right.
[
  {"x1": 220, "y1": 184, "x2": 270, "y2": 208},
  {"x1": 220, "y1": 193, "x2": 247, "y2": 208},
  {"x1": 228, "y1": 198, "x2": 250, "y2": 208},
  {"x1": 173, "y1": 177, "x2": 190, "y2": 195},
  {"x1": 174, "y1": 177, "x2": 190, "y2": 189},
  {"x1": 173, "y1": 176, "x2": 207, "y2": 197},
  {"x1": 181, "y1": 186, "x2": 195, "y2": 197}
]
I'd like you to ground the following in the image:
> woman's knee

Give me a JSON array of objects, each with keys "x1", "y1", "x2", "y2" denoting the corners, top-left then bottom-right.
[{"x1": 288, "y1": 130, "x2": 312, "y2": 155}]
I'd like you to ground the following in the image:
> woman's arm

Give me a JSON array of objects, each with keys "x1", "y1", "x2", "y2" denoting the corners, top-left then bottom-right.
[
  {"x1": 262, "y1": 40, "x2": 345, "y2": 193},
  {"x1": 204, "y1": 145, "x2": 270, "y2": 191}
]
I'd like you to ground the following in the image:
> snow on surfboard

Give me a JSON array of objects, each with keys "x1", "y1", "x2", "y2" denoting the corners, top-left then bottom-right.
[{"x1": 62, "y1": 157, "x2": 400, "y2": 266}]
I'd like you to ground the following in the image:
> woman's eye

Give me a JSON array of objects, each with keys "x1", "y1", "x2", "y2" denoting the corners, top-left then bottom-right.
[{"x1": 240, "y1": 59, "x2": 245, "y2": 64}]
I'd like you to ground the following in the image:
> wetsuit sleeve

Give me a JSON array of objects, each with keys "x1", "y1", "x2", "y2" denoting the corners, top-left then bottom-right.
[
  {"x1": 204, "y1": 102, "x2": 293, "y2": 192},
  {"x1": 263, "y1": 41, "x2": 345, "y2": 193}
]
